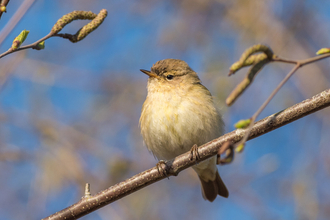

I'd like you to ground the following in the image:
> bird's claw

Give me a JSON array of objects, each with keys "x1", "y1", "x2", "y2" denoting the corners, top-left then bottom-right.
[
  {"x1": 190, "y1": 144, "x2": 200, "y2": 162},
  {"x1": 156, "y1": 160, "x2": 168, "y2": 177}
]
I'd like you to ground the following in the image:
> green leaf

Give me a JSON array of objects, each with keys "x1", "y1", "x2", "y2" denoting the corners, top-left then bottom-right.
[
  {"x1": 35, "y1": 41, "x2": 45, "y2": 50},
  {"x1": 12, "y1": 30, "x2": 30, "y2": 50},
  {"x1": 316, "y1": 48, "x2": 330, "y2": 55},
  {"x1": 234, "y1": 119, "x2": 251, "y2": 129},
  {"x1": 235, "y1": 143, "x2": 245, "y2": 153}
]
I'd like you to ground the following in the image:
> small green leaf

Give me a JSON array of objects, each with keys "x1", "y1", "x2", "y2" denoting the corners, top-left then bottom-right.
[
  {"x1": 234, "y1": 119, "x2": 251, "y2": 129},
  {"x1": 34, "y1": 41, "x2": 45, "y2": 50},
  {"x1": 12, "y1": 30, "x2": 30, "y2": 50},
  {"x1": 235, "y1": 143, "x2": 245, "y2": 153},
  {"x1": 316, "y1": 48, "x2": 330, "y2": 55}
]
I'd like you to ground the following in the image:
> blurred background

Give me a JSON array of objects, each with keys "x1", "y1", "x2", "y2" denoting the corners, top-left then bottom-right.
[{"x1": 0, "y1": 0, "x2": 330, "y2": 219}]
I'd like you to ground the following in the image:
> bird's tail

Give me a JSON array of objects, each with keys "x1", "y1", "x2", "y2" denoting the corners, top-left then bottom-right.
[{"x1": 198, "y1": 170, "x2": 229, "y2": 202}]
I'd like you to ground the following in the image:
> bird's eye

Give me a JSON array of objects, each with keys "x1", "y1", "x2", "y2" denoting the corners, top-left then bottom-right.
[{"x1": 166, "y1": 75, "x2": 174, "y2": 80}]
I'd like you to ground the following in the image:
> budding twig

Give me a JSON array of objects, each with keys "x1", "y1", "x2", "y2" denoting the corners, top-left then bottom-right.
[
  {"x1": 0, "y1": 9, "x2": 108, "y2": 59},
  {"x1": 0, "y1": 0, "x2": 35, "y2": 48},
  {"x1": 227, "y1": 44, "x2": 330, "y2": 153}
]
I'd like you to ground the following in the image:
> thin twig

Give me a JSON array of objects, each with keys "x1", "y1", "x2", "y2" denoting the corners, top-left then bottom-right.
[
  {"x1": 229, "y1": 49, "x2": 330, "y2": 150},
  {"x1": 270, "y1": 56, "x2": 297, "y2": 64},
  {"x1": 272, "y1": 53, "x2": 330, "y2": 65},
  {"x1": 43, "y1": 88, "x2": 330, "y2": 220},
  {"x1": 0, "y1": 32, "x2": 53, "y2": 59},
  {"x1": 0, "y1": 9, "x2": 107, "y2": 59},
  {"x1": 236, "y1": 64, "x2": 300, "y2": 147},
  {"x1": 0, "y1": 0, "x2": 35, "y2": 47},
  {"x1": 298, "y1": 53, "x2": 330, "y2": 65}
]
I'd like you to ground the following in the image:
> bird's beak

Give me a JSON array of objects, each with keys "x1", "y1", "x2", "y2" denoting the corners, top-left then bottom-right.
[{"x1": 140, "y1": 69, "x2": 158, "y2": 78}]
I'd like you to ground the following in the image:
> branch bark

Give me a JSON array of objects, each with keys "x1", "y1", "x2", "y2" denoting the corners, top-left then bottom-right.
[{"x1": 44, "y1": 88, "x2": 330, "y2": 220}]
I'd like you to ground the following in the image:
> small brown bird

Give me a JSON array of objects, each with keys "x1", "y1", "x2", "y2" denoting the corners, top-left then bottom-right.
[{"x1": 139, "y1": 59, "x2": 228, "y2": 202}]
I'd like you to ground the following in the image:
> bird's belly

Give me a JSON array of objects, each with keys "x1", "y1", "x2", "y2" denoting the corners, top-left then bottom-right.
[{"x1": 140, "y1": 94, "x2": 222, "y2": 160}]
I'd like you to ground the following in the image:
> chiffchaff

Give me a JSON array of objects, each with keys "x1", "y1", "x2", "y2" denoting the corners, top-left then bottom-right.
[{"x1": 139, "y1": 59, "x2": 228, "y2": 202}]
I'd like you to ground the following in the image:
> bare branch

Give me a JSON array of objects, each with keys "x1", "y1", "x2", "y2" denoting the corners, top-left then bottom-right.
[{"x1": 43, "y1": 88, "x2": 330, "y2": 220}]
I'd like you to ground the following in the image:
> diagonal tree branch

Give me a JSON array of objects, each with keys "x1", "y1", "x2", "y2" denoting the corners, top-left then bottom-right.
[{"x1": 43, "y1": 88, "x2": 330, "y2": 220}]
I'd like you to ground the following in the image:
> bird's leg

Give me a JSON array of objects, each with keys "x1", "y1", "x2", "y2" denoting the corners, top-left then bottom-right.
[
  {"x1": 190, "y1": 144, "x2": 200, "y2": 162},
  {"x1": 156, "y1": 160, "x2": 168, "y2": 177}
]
